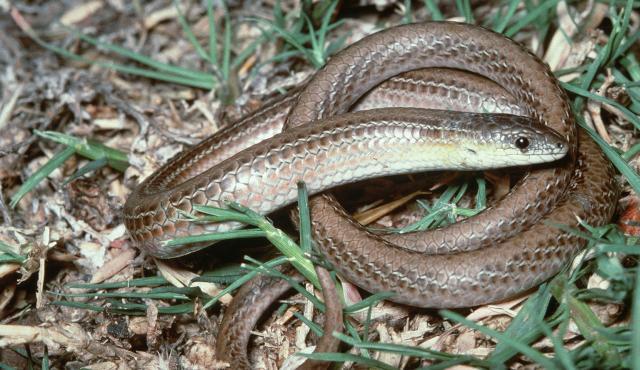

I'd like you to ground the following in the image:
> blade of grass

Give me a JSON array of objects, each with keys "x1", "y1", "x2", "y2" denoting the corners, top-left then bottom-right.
[
  {"x1": 62, "y1": 24, "x2": 215, "y2": 83},
  {"x1": 63, "y1": 158, "x2": 108, "y2": 184},
  {"x1": 489, "y1": 283, "x2": 554, "y2": 363},
  {"x1": 195, "y1": 264, "x2": 246, "y2": 284},
  {"x1": 297, "y1": 352, "x2": 398, "y2": 370},
  {"x1": 160, "y1": 229, "x2": 267, "y2": 248},
  {"x1": 441, "y1": 310, "x2": 559, "y2": 369},
  {"x1": 578, "y1": 119, "x2": 640, "y2": 197},
  {"x1": 492, "y1": 0, "x2": 520, "y2": 33},
  {"x1": 222, "y1": 202, "x2": 319, "y2": 288},
  {"x1": 333, "y1": 331, "x2": 482, "y2": 363},
  {"x1": 317, "y1": 0, "x2": 340, "y2": 57},
  {"x1": 50, "y1": 300, "x2": 105, "y2": 312},
  {"x1": 10, "y1": 146, "x2": 75, "y2": 208},
  {"x1": 241, "y1": 257, "x2": 324, "y2": 309},
  {"x1": 605, "y1": 0, "x2": 634, "y2": 67},
  {"x1": 203, "y1": 256, "x2": 288, "y2": 309},
  {"x1": 630, "y1": 260, "x2": 640, "y2": 369},
  {"x1": 565, "y1": 294, "x2": 623, "y2": 364},
  {"x1": 455, "y1": 0, "x2": 475, "y2": 23},
  {"x1": 41, "y1": 347, "x2": 49, "y2": 370},
  {"x1": 101, "y1": 300, "x2": 196, "y2": 315},
  {"x1": 221, "y1": 10, "x2": 232, "y2": 82},
  {"x1": 229, "y1": 31, "x2": 269, "y2": 72},
  {"x1": 50, "y1": 291, "x2": 192, "y2": 300},
  {"x1": 35, "y1": 130, "x2": 129, "y2": 172},
  {"x1": 423, "y1": 0, "x2": 444, "y2": 20},
  {"x1": 504, "y1": 0, "x2": 560, "y2": 37},
  {"x1": 562, "y1": 82, "x2": 640, "y2": 130},
  {"x1": 402, "y1": 0, "x2": 413, "y2": 24},
  {"x1": 0, "y1": 241, "x2": 25, "y2": 264},
  {"x1": 19, "y1": 22, "x2": 214, "y2": 89},
  {"x1": 293, "y1": 311, "x2": 323, "y2": 336},
  {"x1": 206, "y1": 0, "x2": 218, "y2": 65},
  {"x1": 66, "y1": 276, "x2": 168, "y2": 290},
  {"x1": 173, "y1": 0, "x2": 211, "y2": 63},
  {"x1": 297, "y1": 182, "x2": 312, "y2": 253}
]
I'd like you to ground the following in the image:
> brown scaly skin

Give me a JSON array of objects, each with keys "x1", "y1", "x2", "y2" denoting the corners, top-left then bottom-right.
[
  {"x1": 309, "y1": 129, "x2": 618, "y2": 307},
  {"x1": 123, "y1": 22, "x2": 619, "y2": 368},
  {"x1": 215, "y1": 266, "x2": 342, "y2": 370}
]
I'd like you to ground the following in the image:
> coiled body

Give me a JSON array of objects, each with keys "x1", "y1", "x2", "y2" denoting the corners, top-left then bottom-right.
[{"x1": 123, "y1": 21, "x2": 618, "y2": 368}]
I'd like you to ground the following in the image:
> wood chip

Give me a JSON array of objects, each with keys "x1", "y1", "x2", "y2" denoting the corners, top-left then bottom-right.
[
  {"x1": 89, "y1": 247, "x2": 136, "y2": 284},
  {"x1": 59, "y1": 0, "x2": 104, "y2": 26},
  {"x1": 155, "y1": 259, "x2": 231, "y2": 305}
]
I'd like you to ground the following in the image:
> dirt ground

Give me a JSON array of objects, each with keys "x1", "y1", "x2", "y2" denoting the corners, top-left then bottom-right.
[{"x1": 0, "y1": 1, "x2": 637, "y2": 369}]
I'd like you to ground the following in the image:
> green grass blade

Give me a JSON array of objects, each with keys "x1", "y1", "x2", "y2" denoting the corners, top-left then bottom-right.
[
  {"x1": 207, "y1": 0, "x2": 218, "y2": 65},
  {"x1": 195, "y1": 264, "x2": 247, "y2": 284},
  {"x1": 441, "y1": 310, "x2": 559, "y2": 369},
  {"x1": 566, "y1": 294, "x2": 623, "y2": 364},
  {"x1": 241, "y1": 257, "x2": 324, "y2": 309},
  {"x1": 63, "y1": 157, "x2": 108, "y2": 184},
  {"x1": 0, "y1": 241, "x2": 26, "y2": 264},
  {"x1": 632, "y1": 260, "x2": 640, "y2": 369},
  {"x1": 539, "y1": 315, "x2": 576, "y2": 370},
  {"x1": 35, "y1": 130, "x2": 129, "y2": 172},
  {"x1": 505, "y1": 0, "x2": 559, "y2": 37},
  {"x1": 96, "y1": 55, "x2": 215, "y2": 89},
  {"x1": 333, "y1": 331, "x2": 481, "y2": 363},
  {"x1": 490, "y1": 283, "x2": 553, "y2": 363},
  {"x1": 343, "y1": 292, "x2": 395, "y2": 313},
  {"x1": 304, "y1": 15, "x2": 322, "y2": 67},
  {"x1": 203, "y1": 256, "x2": 288, "y2": 309},
  {"x1": 161, "y1": 229, "x2": 267, "y2": 247},
  {"x1": 317, "y1": 0, "x2": 339, "y2": 55},
  {"x1": 455, "y1": 0, "x2": 474, "y2": 23},
  {"x1": 292, "y1": 311, "x2": 323, "y2": 336},
  {"x1": 230, "y1": 32, "x2": 267, "y2": 72},
  {"x1": 63, "y1": 24, "x2": 214, "y2": 82},
  {"x1": 228, "y1": 202, "x2": 319, "y2": 288},
  {"x1": 191, "y1": 204, "x2": 256, "y2": 224},
  {"x1": 606, "y1": 0, "x2": 634, "y2": 66},
  {"x1": 578, "y1": 120, "x2": 640, "y2": 198},
  {"x1": 66, "y1": 276, "x2": 168, "y2": 290},
  {"x1": 562, "y1": 81, "x2": 640, "y2": 130},
  {"x1": 613, "y1": 29, "x2": 640, "y2": 63},
  {"x1": 50, "y1": 300, "x2": 105, "y2": 312},
  {"x1": 475, "y1": 177, "x2": 487, "y2": 210},
  {"x1": 296, "y1": 182, "x2": 312, "y2": 253},
  {"x1": 10, "y1": 146, "x2": 75, "y2": 208},
  {"x1": 297, "y1": 352, "x2": 398, "y2": 370},
  {"x1": 423, "y1": 0, "x2": 444, "y2": 20},
  {"x1": 26, "y1": 28, "x2": 215, "y2": 89},
  {"x1": 402, "y1": 0, "x2": 413, "y2": 24},
  {"x1": 173, "y1": 0, "x2": 211, "y2": 62},
  {"x1": 492, "y1": 0, "x2": 520, "y2": 34},
  {"x1": 597, "y1": 244, "x2": 640, "y2": 254},
  {"x1": 221, "y1": 10, "x2": 232, "y2": 81},
  {"x1": 51, "y1": 291, "x2": 191, "y2": 300}
]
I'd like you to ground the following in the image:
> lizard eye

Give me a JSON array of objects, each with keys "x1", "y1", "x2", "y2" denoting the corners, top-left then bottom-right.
[{"x1": 515, "y1": 136, "x2": 530, "y2": 150}]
